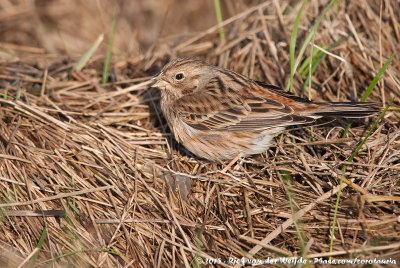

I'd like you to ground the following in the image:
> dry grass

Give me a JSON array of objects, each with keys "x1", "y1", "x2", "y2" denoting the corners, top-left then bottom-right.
[{"x1": 1, "y1": 0, "x2": 400, "y2": 267}]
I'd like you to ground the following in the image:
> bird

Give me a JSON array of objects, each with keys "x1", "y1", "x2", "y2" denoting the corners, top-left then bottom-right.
[{"x1": 152, "y1": 57, "x2": 379, "y2": 161}]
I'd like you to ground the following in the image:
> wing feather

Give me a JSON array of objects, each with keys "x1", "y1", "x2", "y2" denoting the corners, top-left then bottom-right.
[{"x1": 174, "y1": 81, "x2": 314, "y2": 131}]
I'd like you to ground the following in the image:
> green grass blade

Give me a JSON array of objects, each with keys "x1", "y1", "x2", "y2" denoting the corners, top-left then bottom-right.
[
  {"x1": 281, "y1": 170, "x2": 307, "y2": 256},
  {"x1": 194, "y1": 228, "x2": 204, "y2": 268},
  {"x1": 287, "y1": 0, "x2": 307, "y2": 92},
  {"x1": 74, "y1": 34, "x2": 104, "y2": 71},
  {"x1": 360, "y1": 53, "x2": 395, "y2": 102},
  {"x1": 342, "y1": 53, "x2": 395, "y2": 137},
  {"x1": 28, "y1": 225, "x2": 47, "y2": 268},
  {"x1": 43, "y1": 247, "x2": 120, "y2": 264},
  {"x1": 305, "y1": 37, "x2": 348, "y2": 80},
  {"x1": 300, "y1": 36, "x2": 348, "y2": 97},
  {"x1": 298, "y1": 46, "x2": 325, "y2": 78},
  {"x1": 292, "y1": 0, "x2": 337, "y2": 83},
  {"x1": 102, "y1": 12, "x2": 117, "y2": 84},
  {"x1": 307, "y1": 33, "x2": 316, "y2": 100},
  {"x1": 329, "y1": 99, "x2": 394, "y2": 256},
  {"x1": 214, "y1": 0, "x2": 225, "y2": 41}
]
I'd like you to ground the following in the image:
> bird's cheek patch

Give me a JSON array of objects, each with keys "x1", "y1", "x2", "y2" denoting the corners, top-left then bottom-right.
[{"x1": 181, "y1": 86, "x2": 198, "y2": 95}]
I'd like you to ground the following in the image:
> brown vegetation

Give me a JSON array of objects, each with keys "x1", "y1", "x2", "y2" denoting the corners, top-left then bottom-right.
[{"x1": 1, "y1": 0, "x2": 399, "y2": 267}]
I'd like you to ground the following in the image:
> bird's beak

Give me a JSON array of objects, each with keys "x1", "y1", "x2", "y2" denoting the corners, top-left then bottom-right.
[{"x1": 152, "y1": 71, "x2": 169, "y2": 90}]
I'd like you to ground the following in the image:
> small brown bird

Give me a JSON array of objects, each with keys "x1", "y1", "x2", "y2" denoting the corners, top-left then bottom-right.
[{"x1": 152, "y1": 57, "x2": 379, "y2": 161}]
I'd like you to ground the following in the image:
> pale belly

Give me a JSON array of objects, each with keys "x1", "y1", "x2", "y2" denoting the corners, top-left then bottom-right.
[{"x1": 175, "y1": 126, "x2": 283, "y2": 161}]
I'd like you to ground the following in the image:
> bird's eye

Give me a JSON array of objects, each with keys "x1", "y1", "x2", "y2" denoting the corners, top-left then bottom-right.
[{"x1": 175, "y1": 73, "x2": 184, "y2": 80}]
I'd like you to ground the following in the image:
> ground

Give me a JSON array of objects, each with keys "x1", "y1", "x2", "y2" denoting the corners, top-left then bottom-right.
[{"x1": 0, "y1": 0, "x2": 399, "y2": 267}]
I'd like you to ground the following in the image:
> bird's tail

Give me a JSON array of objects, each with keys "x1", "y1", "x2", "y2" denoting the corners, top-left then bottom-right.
[{"x1": 310, "y1": 102, "x2": 381, "y2": 118}]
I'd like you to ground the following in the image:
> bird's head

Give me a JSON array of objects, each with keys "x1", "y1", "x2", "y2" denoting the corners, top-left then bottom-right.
[{"x1": 152, "y1": 57, "x2": 213, "y2": 98}]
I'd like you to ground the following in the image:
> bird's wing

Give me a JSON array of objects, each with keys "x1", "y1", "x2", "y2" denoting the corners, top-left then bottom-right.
[
  {"x1": 174, "y1": 82, "x2": 314, "y2": 131},
  {"x1": 254, "y1": 81, "x2": 314, "y2": 104}
]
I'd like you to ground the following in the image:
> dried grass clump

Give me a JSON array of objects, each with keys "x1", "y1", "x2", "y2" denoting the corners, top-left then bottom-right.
[{"x1": 1, "y1": 0, "x2": 400, "y2": 267}]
